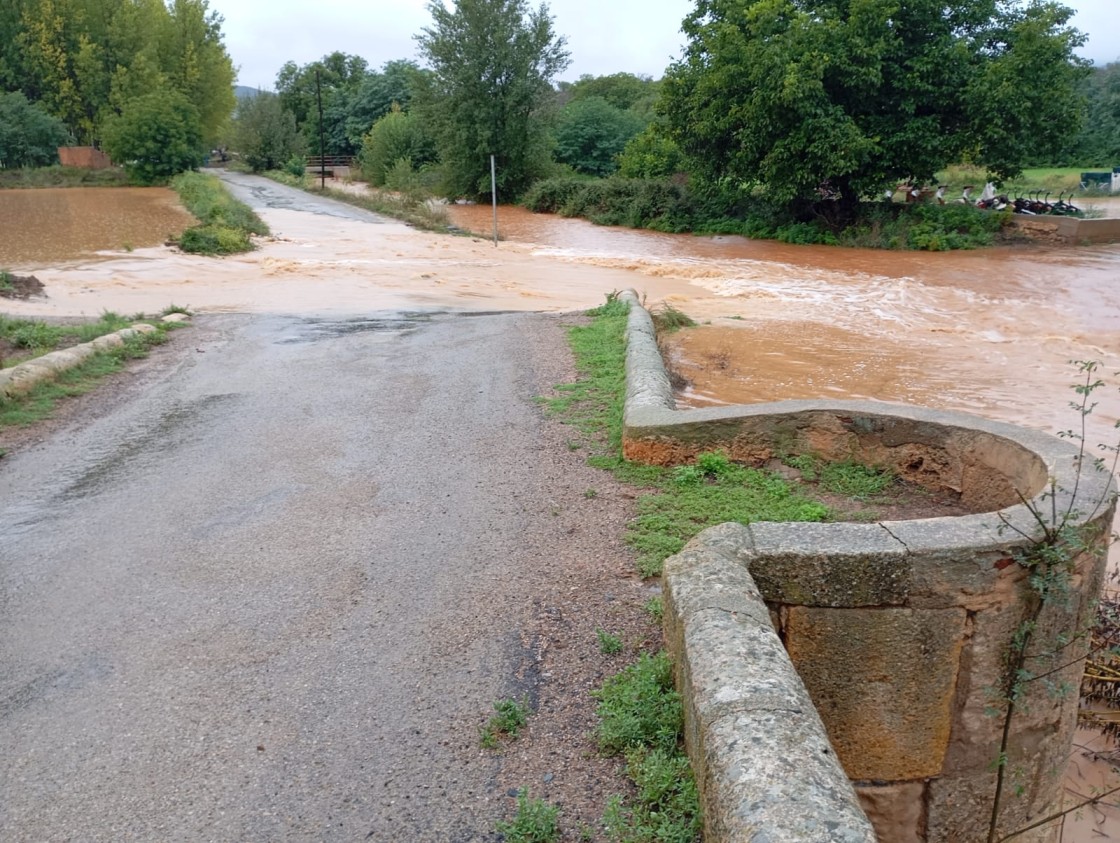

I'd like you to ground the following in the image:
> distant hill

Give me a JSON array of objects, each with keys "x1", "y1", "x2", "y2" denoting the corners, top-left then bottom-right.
[{"x1": 234, "y1": 85, "x2": 267, "y2": 100}]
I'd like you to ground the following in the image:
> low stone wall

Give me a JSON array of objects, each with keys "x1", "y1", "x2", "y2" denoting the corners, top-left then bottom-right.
[
  {"x1": 664, "y1": 527, "x2": 877, "y2": 841},
  {"x1": 0, "y1": 318, "x2": 187, "y2": 399},
  {"x1": 623, "y1": 293, "x2": 1116, "y2": 842},
  {"x1": 1010, "y1": 215, "x2": 1120, "y2": 244}
]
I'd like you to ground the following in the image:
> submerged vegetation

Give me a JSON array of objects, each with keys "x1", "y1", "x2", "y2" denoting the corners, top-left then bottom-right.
[{"x1": 170, "y1": 172, "x2": 269, "y2": 255}]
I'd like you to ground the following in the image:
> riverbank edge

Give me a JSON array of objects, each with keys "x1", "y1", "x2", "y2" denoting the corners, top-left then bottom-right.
[
  {"x1": 0, "y1": 314, "x2": 191, "y2": 400},
  {"x1": 621, "y1": 288, "x2": 1116, "y2": 841}
]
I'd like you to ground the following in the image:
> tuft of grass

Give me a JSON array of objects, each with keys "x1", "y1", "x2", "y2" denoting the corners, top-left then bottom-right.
[
  {"x1": 496, "y1": 790, "x2": 561, "y2": 843},
  {"x1": 594, "y1": 651, "x2": 702, "y2": 842},
  {"x1": 0, "y1": 313, "x2": 176, "y2": 427},
  {"x1": 160, "y1": 303, "x2": 191, "y2": 316},
  {"x1": 629, "y1": 451, "x2": 829, "y2": 577},
  {"x1": 171, "y1": 172, "x2": 268, "y2": 255},
  {"x1": 644, "y1": 596, "x2": 664, "y2": 623},
  {"x1": 479, "y1": 696, "x2": 530, "y2": 748},
  {"x1": 594, "y1": 651, "x2": 681, "y2": 755},
  {"x1": 597, "y1": 628, "x2": 624, "y2": 655},
  {"x1": 650, "y1": 302, "x2": 697, "y2": 333},
  {"x1": 783, "y1": 454, "x2": 895, "y2": 499}
]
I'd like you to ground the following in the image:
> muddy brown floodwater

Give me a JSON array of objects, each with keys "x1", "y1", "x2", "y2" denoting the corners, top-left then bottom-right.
[
  {"x1": 0, "y1": 187, "x2": 195, "y2": 265},
  {"x1": 5, "y1": 176, "x2": 1120, "y2": 839}
]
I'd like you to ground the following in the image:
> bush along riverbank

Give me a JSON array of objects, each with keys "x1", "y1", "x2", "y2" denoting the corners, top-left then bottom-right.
[
  {"x1": 521, "y1": 175, "x2": 1012, "y2": 251},
  {"x1": 170, "y1": 172, "x2": 269, "y2": 255}
]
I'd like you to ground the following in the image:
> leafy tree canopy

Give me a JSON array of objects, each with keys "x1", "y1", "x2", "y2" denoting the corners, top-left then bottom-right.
[
  {"x1": 661, "y1": 0, "x2": 1090, "y2": 211},
  {"x1": 232, "y1": 91, "x2": 304, "y2": 172},
  {"x1": 0, "y1": 90, "x2": 71, "y2": 167},
  {"x1": 101, "y1": 87, "x2": 203, "y2": 183},
  {"x1": 2, "y1": 0, "x2": 235, "y2": 146},
  {"x1": 415, "y1": 0, "x2": 570, "y2": 199},
  {"x1": 358, "y1": 104, "x2": 438, "y2": 186},
  {"x1": 562, "y1": 71, "x2": 660, "y2": 118},
  {"x1": 553, "y1": 95, "x2": 645, "y2": 176}
]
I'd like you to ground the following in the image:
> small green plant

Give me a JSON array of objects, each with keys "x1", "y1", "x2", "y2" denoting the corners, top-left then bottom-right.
[
  {"x1": 496, "y1": 789, "x2": 560, "y2": 843},
  {"x1": 597, "y1": 628, "x2": 624, "y2": 655},
  {"x1": 584, "y1": 488, "x2": 598, "y2": 499},
  {"x1": 644, "y1": 596, "x2": 664, "y2": 623},
  {"x1": 594, "y1": 651, "x2": 681, "y2": 755},
  {"x1": 480, "y1": 696, "x2": 530, "y2": 748},
  {"x1": 783, "y1": 453, "x2": 896, "y2": 499},
  {"x1": 171, "y1": 171, "x2": 269, "y2": 255},
  {"x1": 160, "y1": 304, "x2": 191, "y2": 316},
  {"x1": 594, "y1": 651, "x2": 701, "y2": 842},
  {"x1": 0, "y1": 270, "x2": 14, "y2": 292},
  {"x1": 650, "y1": 302, "x2": 697, "y2": 333}
]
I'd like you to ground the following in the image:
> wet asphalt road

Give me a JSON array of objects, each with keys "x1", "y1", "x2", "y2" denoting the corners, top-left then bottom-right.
[
  {"x1": 216, "y1": 169, "x2": 395, "y2": 221},
  {"x1": 0, "y1": 306, "x2": 572, "y2": 840}
]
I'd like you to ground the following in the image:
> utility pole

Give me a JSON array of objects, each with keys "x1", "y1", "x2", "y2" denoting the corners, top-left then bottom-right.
[
  {"x1": 315, "y1": 68, "x2": 326, "y2": 189},
  {"x1": 490, "y1": 154, "x2": 498, "y2": 247}
]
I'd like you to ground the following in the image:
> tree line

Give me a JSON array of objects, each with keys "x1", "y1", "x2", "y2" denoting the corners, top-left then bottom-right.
[
  {"x1": 0, "y1": 0, "x2": 234, "y2": 181},
  {"x1": 2, "y1": 0, "x2": 1118, "y2": 228}
]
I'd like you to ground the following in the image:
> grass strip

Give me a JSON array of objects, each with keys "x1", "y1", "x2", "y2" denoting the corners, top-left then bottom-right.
[
  {"x1": 594, "y1": 651, "x2": 702, "y2": 843},
  {"x1": 0, "y1": 317, "x2": 183, "y2": 437},
  {"x1": 260, "y1": 171, "x2": 452, "y2": 233},
  {"x1": 0, "y1": 311, "x2": 141, "y2": 368},
  {"x1": 0, "y1": 165, "x2": 129, "y2": 190},
  {"x1": 171, "y1": 172, "x2": 269, "y2": 255},
  {"x1": 548, "y1": 294, "x2": 829, "y2": 577}
]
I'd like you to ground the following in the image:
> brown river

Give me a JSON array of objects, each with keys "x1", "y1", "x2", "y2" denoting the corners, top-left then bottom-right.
[{"x1": 3, "y1": 177, "x2": 1120, "y2": 837}]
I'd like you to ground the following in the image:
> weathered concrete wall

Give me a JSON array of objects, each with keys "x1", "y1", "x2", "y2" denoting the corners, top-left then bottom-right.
[
  {"x1": 1010, "y1": 215, "x2": 1120, "y2": 244},
  {"x1": 622, "y1": 292, "x2": 1116, "y2": 842},
  {"x1": 57, "y1": 146, "x2": 112, "y2": 168},
  {"x1": 0, "y1": 321, "x2": 180, "y2": 400},
  {"x1": 663, "y1": 528, "x2": 877, "y2": 842}
]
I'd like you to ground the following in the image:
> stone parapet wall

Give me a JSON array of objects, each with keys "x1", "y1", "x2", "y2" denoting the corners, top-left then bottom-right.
[
  {"x1": 621, "y1": 292, "x2": 1117, "y2": 842},
  {"x1": 1010, "y1": 215, "x2": 1120, "y2": 244},
  {"x1": 663, "y1": 527, "x2": 877, "y2": 841}
]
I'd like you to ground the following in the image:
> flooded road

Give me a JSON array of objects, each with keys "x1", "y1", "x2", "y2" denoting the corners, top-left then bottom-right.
[
  {"x1": 4, "y1": 174, "x2": 1120, "y2": 838},
  {"x1": 0, "y1": 187, "x2": 194, "y2": 265}
]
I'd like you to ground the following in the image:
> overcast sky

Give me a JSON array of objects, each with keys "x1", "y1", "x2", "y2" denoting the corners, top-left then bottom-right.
[{"x1": 219, "y1": 0, "x2": 1119, "y2": 91}]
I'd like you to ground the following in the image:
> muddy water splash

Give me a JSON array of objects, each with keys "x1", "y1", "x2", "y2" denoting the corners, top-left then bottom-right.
[
  {"x1": 0, "y1": 187, "x2": 195, "y2": 265},
  {"x1": 448, "y1": 202, "x2": 1120, "y2": 841}
]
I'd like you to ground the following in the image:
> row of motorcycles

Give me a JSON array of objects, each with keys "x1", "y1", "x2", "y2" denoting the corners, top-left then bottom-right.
[{"x1": 898, "y1": 183, "x2": 1082, "y2": 216}]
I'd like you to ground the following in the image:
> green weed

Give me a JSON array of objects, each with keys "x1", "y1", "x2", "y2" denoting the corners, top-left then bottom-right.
[
  {"x1": 783, "y1": 454, "x2": 896, "y2": 499},
  {"x1": 480, "y1": 696, "x2": 530, "y2": 748},
  {"x1": 593, "y1": 652, "x2": 701, "y2": 842},
  {"x1": 597, "y1": 629, "x2": 624, "y2": 655},
  {"x1": 496, "y1": 790, "x2": 560, "y2": 843},
  {"x1": 629, "y1": 451, "x2": 829, "y2": 577},
  {"x1": 643, "y1": 596, "x2": 664, "y2": 623},
  {"x1": 171, "y1": 172, "x2": 268, "y2": 255},
  {"x1": 650, "y1": 303, "x2": 696, "y2": 333},
  {"x1": 594, "y1": 651, "x2": 681, "y2": 755}
]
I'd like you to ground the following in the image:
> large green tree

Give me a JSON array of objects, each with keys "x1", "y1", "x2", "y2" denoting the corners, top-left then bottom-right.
[
  {"x1": 2, "y1": 0, "x2": 235, "y2": 147},
  {"x1": 276, "y1": 51, "x2": 370, "y2": 156},
  {"x1": 101, "y1": 88, "x2": 203, "y2": 183},
  {"x1": 231, "y1": 91, "x2": 304, "y2": 172},
  {"x1": 661, "y1": 0, "x2": 1089, "y2": 214},
  {"x1": 0, "y1": 90, "x2": 71, "y2": 167},
  {"x1": 553, "y1": 96, "x2": 645, "y2": 176},
  {"x1": 415, "y1": 0, "x2": 570, "y2": 199}
]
